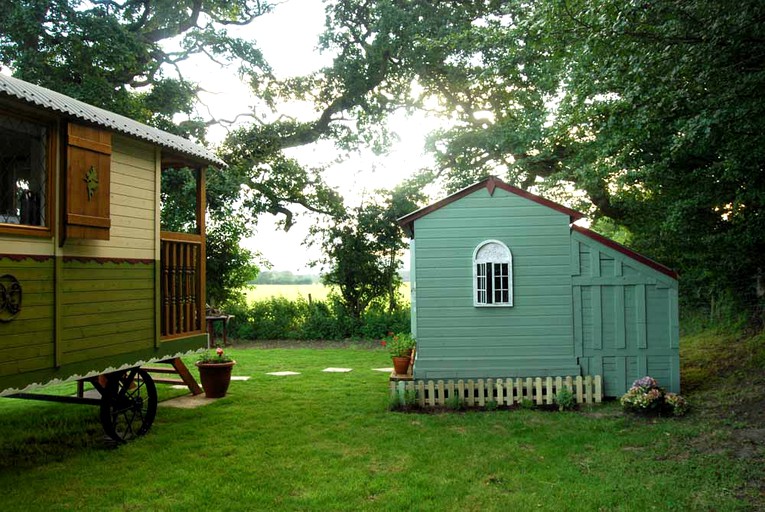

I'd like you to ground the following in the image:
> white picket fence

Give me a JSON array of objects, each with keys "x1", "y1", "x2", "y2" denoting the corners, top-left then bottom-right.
[{"x1": 389, "y1": 376, "x2": 602, "y2": 408}]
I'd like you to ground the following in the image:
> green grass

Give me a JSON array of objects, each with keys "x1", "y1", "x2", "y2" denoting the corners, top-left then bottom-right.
[
  {"x1": 243, "y1": 283, "x2": 411, "y2": 302},
  {"x1": 0, "y1": 341, "x2": 762, "y2": 511}
]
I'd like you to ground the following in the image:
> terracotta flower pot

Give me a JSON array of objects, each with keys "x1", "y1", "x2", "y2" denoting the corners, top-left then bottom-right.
[
  {"x1": 196, "y1": 360, "x2": 236, "y2": 398},
  {"x1": 392, "y1": 356, "x2": 410, "y2": 376}
]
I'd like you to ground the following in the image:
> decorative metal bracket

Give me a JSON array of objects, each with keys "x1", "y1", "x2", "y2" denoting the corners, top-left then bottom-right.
[
  {"x1": 84, "y1": 165, "x2": 99, "y2": 200},
  {"x1": 0, "y1": 274, "x2": 22, "y2": 322}
]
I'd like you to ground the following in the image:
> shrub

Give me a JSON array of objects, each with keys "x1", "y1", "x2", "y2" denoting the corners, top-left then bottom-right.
[
  {"x1": 445, "y1": 394, "x2": 464, "y2": 410},
  {"x1": 388, "y1": 388, "x2": 419, "y2": 411},
  {"x1": 620, "y1": 376, "x2": 689, "y2": 416},
  {"x1": 554, "y1": 388, "x2": 577, "y2": 411},
  {"x1": 485, "y1": 399, "x2": 499, "y2": 411},
  {"x1": 519, "y1": 399, "x2": 535, "y2": 410},
  {"x1": 360, "y1": 302, "x2": 411, "y2": 339},
  {"x1": 221, "y1": 295, "x2": 412, "y2": 342}
]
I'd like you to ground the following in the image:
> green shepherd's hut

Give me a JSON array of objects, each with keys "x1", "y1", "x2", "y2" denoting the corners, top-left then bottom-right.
[
  {"x1": 0, "y1": 74, "x2": 221, "y2": 441},
  {"x1": 398, "y1": 176, "x2": 680, "y2": 396}
]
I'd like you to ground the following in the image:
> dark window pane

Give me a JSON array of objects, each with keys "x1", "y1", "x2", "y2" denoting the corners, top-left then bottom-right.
[
  {"x1": 486, "y1": 263, "x2": 493, "y2": 303},
  {"x1": 0, "y1": 116, "x2": 47, "y2": 227}
]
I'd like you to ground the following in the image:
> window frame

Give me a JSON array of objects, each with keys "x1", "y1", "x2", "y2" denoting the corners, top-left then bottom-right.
[
  {"x1": 0, "y1": 108, "x2": 56, "y2": 238},
  {"x1": 473, "y1": 239, "x2": 513, "y2": 307}
]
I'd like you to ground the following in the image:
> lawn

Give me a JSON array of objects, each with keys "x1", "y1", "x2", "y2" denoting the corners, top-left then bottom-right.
[
  {"x1": 243, "y1": 283, "x2": 411, "y2": 302},
  {"x1": 0, "y1": 342, "x2": 762, "y2": 511}
]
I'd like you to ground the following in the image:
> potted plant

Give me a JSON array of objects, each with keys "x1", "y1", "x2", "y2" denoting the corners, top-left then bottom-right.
[
  {"x1": 382, "y1": 332, "x2": 416, "y2": 375},
  {"x1": 195, "y1": 347, "x2": 236, "y2": 398}
]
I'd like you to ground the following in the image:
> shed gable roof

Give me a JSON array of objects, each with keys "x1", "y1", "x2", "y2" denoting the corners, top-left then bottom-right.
[
  {"x1": 0, "y1": 74, "x2": 224, "y2": 167},
  {"x1": 397, "y1": 176, "x2": 584, "y2": 237},
  {"x1": 572, "y1": 224, "x2": 678, "y2": 280}
]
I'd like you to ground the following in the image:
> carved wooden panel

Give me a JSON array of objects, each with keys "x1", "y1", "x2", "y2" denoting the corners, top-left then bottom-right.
[{"x1": 66, "y1": 123, "x2": 111, "y2": 240}]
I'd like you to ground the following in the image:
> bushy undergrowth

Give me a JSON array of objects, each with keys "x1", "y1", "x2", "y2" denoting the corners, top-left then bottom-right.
[{"x1": 222, "y1": 296, "x2": 410, "y2": 341}]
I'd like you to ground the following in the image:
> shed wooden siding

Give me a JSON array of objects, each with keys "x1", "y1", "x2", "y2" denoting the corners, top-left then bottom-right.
[
  {"x1": 412, "y1": 187, "x2": 579, "y2": 379},
  {"x1": 0, "y1": 257, "x2": 55, "y2": 380},
  {"x1": 571, "y1": 231, "x2": 679, "y2": 394},
  {"x1": 64, "y1": 136, "x2": 156, "y2": 261}
]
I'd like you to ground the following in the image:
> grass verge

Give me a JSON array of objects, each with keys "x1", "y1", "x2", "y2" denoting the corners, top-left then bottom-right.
[{"x1": 0, "y1": 337, "x2": 761, "y2": 511}]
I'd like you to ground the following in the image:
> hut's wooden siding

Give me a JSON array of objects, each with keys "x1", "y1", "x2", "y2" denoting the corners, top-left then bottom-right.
[
  {"x1": 572, "y1": 231, "x2": 680, "y2": 394},
  {"x1": 412, "y1": 187, "x2": 580, "y2": 379},
  {"x1": 60, "y1": 260, "x2": 155, "y2": 364},
  {"x1": 0, "y1": 256, "x2": 55, "y2": 382},
  {"x1": 64, "y1": 136, "x2": 156, "y2": 261}
]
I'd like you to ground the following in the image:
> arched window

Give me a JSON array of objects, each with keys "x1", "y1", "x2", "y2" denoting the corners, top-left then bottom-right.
[{"x1": 473, "y1": 240, "x2": 513, "y2": 307}]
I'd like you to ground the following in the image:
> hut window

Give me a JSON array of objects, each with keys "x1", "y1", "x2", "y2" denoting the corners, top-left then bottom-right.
[
  {"x1": 0, "y1": 114, "x2": 48, "y2": 229},
  {"x1": 473, "y1": 240, "x2": 513, "y2": 307}
]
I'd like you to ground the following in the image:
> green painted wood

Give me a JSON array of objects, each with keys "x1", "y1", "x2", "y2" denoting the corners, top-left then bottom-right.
[
  {"x1": 63, "y1": 318, "x2": 154, "y2": 342},
  {"x1": 616, "y1": 357, "x2": 627, "y2": 395},
  {"x1": 154, "y1": 257, "x2": 161, "y2": 349},
  {"x1": 0, "y1": 267, "x2": 54, "y2": 280},
  {"x1": 411, "y1": 187, "x2": 578, "y2": 381},
  {"x1": 11, "y1": 292, "x2": 54, "y2": 306},
  {"x1": 571, "y1": 239, "x2": 581, "y2": 276},
  {"x1": 591, "y1": 249, "x2": 601, "y2": 277},
  {"x1": 61, "y1": 288, "x2": 153, "y2": 304},
  {"x1": 0, "y1": 343, "x2": 54, "y2": 362},
  {"x1": 592, "y1": 286, "x2": 602, "y2": 350},
  {"x1": 636, "y1": 285, "x2": 647, "y2": 349},
  {"x1": 63, "y1": 335, "x2": 155, "y2": 364},
  {"x1": 61, "y1": 278, "x2": 153, "y2": 293},
  {"x1": 62, "y1": 267, "x2": 154, "y2": 281},
  {"x1": 592, "y1": 355, "x2": 604, "y2": 381},
  {"x1": 573, "y1": 285, "x2": 583, "y2": 359},
  {"x1": 669, "y1": 288, "x2": 679, "y2": 349},
  {"x1": 1, "y1": 317, "x2": 54, "y2": 336},
  {"x1": 63, "y1": 307, "x2": 153, "y2": 329},
  {"x1": 1, "y1": 330, "x2": 54, "y2": 350},
  {"x1": 572, "y1": 276, "x2": 657, "y2": 286},
  {"x1": 573, "y1": 231, "x2": 679, "y2": 394},
  {"x1": 0, "y1": 257, "x2": 54, "y2": 269},
  {"x1": 409, "y1": 239, "x2": 418, "y2": 340},
  {"x1": 0, "y1": 355, "x2": 54, "y2": 378},
  {"x1": 637, "y1": 354, "x2": 647, "y2": 377},
  {"x1": 615, "y1": 286, "x2": 626, "y2": 349},
  {"x1": 63, "y1": 299, "x2": 153, "y2": 316},
  {"x1": 0, "y1": 334, "x2": 205, "y2": 393}
]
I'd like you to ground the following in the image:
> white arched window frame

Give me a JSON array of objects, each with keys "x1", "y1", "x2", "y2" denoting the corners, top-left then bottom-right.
[{"x1": 473, "y1": 240, "x2": 513, "y2": 307}]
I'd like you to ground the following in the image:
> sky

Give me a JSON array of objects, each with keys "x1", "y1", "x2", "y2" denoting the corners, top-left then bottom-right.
[{"x1": 178, "y1": 0, "x2": 441, "y2": 273}]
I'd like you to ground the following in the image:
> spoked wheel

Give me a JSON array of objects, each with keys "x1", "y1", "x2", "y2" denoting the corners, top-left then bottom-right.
[{"x1": 99, "y1": 368, "x2": 157, "y2": 443}]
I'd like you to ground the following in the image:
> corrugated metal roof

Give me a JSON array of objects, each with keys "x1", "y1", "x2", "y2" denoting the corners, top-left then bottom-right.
[{"x1": 0, "y1": 74, "x2": 225, "y2": 167}]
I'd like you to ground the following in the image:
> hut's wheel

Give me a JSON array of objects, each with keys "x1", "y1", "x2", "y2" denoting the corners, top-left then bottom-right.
[{"x1": 99, "y1": 368, "x2": 157, "y2": 443}]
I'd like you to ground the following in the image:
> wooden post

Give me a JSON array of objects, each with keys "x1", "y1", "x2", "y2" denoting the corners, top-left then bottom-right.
[{"x1": 197, "y1": 167, "x2": 206, "y2": 333}]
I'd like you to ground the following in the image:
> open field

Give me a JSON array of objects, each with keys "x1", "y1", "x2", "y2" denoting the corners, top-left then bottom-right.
[
  {"x1": 0, "y1": 334, "x2": 762, "y2": 511},
  {"x1": 244, "y1": 283, "x2": 411, "y2": 302}
]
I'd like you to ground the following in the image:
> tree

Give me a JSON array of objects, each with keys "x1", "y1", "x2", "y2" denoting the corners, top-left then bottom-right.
[
  {"x1": 0, "y1": 0, "x2": 274, "y2": 139},
  {"x1": 311, "y1": 180, "x2": 425, "y2": 320},
  {"x1": 309, "y1": 0, "x2": 765, "y2": 322}
]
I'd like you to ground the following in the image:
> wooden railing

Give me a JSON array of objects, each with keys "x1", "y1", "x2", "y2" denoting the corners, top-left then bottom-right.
[{"x1": 160, "y1": 233, "x2": 204, "y2": 338}]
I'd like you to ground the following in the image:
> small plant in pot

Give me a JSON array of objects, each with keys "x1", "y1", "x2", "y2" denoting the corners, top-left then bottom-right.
[
  {"x1": 196, "y1": 346, "x2": 236, "y2": 398},
  {"x1": 382, "y1": 332, "x2": 415, "y2": 376}
]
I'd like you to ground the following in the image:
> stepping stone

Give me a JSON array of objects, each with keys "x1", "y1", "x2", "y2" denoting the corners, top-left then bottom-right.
[
  {"x1": 231, "y1": 376, "x2": 251, "y2": 381},
  {"x1": 372, "y1": 368, "x2": 394, "y2": 373},
  {"x1": 159, "y1": 394, "x2": 220, "y2": 409},
  {"x1": 322, "y1": 367, "x2": 353, "y2": 373},
  {"x1": 170, "y1": 384, "x2": 189, "y2": 390},
  {"x1": 266, "y1": 371, "x2": 301, "y2": 376}
]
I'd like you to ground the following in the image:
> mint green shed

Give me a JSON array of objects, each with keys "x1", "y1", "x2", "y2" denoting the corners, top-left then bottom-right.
[{"x1": 399, "y1": 177, "x2": 679, "y2": 396}]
